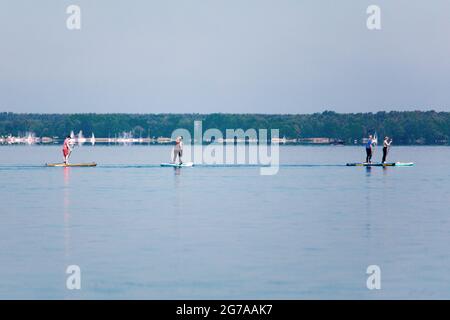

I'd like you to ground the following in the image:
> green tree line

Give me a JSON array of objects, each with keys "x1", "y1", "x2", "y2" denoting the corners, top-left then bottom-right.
[{"x1": 0, "y1": 111, "x2": 449, "y2": 144}]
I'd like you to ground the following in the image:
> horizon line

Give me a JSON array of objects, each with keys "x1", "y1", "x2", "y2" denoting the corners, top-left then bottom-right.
[{"x1": 1, "y1": 109, "x2": 448, "y2": 116}]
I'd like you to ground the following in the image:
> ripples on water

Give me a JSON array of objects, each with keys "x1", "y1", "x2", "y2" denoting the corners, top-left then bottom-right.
[{"x1": 0, "y1": 145, "x2": 449, "y2": 299}]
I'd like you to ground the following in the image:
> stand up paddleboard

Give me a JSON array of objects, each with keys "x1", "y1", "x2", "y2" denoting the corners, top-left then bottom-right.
[
  {"x1": 346, "y1": 162, "x2": 414, "y2": 167},
  {"x1": 160, "y1": 162, "x2": 194, "y2": 168},
  {"x1": 46, "y1": 162, "x2": 97, "y2": 167}
]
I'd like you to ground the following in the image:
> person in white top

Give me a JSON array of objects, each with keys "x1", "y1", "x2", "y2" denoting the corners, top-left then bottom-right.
[
  {"x1": 382, "y1": 136, "x2": 392, "y2": 163},
  {"x1": 173, "y1": 136, "x2": 183, "y2": 164}
]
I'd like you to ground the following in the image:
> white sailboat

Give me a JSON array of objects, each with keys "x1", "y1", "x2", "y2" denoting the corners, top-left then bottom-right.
[{"x1": 90, "y1": 133, "x2": 96, "y2": 146}]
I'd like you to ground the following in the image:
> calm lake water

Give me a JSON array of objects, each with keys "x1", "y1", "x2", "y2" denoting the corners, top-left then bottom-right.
[{"x1": 0, "y1": 145, "x2": 449, "y2": 299}]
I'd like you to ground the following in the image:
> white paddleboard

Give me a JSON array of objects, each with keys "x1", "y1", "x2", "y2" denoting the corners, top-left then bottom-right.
[
  {"x1": 160, "y1": 162, "x2": 194, "y2": 168},
  {"x1": 346, "y1": 162, "x2": 414, "y2": 167},
  {"x1": 394, "y1": 162, "x2": 414, "y2": 167}
]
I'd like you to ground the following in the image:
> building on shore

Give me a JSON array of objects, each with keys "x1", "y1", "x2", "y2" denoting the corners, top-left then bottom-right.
[{"x1": 298, "y1": 137, "x2": 331, "y2": 144}]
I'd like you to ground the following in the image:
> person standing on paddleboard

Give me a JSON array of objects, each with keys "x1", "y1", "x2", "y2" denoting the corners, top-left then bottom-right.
[
  {"x1": 365, "y1": 135, "x2": 375, "y2": 163},
  {"x1": 63, "y1": 135, "x2": 73, "y2": 164},
  {"x1": 173, "y1": 136, "x2": 183, "y2": 164},
  {"x1": 382, "y1": 136, "x2": 392, "y2": 163}
]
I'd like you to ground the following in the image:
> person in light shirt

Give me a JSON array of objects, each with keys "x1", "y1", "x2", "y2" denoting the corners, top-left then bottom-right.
[
  {"x1": 173, "y1": 136, "x2": 183, "y2": 164},
  {"x1": 382, "y1": 136, "x2": 392, "y2": 163}
]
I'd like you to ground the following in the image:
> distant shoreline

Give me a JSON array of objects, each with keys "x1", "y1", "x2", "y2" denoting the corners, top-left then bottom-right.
[
  {"x1": 1, "y1": 143, "x2": 449, "y2": 147},
  {"x1": 1, "y1": 111, "x2": 449, "y2": 145}
]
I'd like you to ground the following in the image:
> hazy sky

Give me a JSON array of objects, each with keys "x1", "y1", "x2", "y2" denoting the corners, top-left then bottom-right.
[{"x1": 1, "y1": 0, "x2": 450, "y2": 114}]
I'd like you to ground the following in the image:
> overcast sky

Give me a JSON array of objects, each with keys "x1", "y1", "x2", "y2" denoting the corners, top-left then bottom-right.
[{"x1": 1, "y1": 0, "x2": 449, "y2": 114}]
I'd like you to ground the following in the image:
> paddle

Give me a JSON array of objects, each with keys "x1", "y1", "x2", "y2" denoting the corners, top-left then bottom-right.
[{"x1": 372, "y1": 132, "x2": 378, "y2": 160}]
